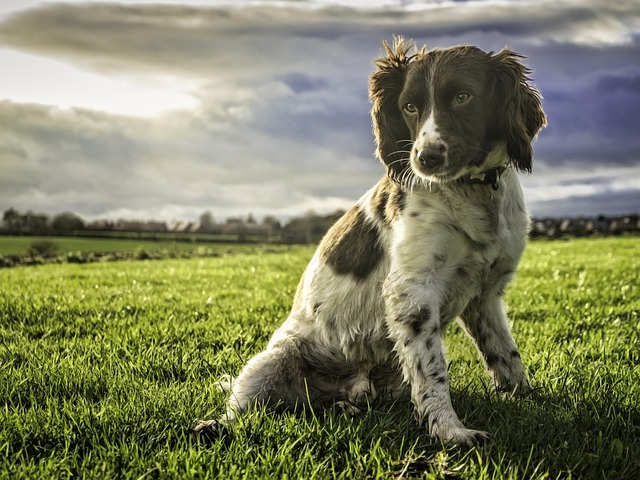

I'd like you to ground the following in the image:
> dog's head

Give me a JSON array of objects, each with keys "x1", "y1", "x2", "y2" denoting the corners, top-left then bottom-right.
[{"x1": 370, "y1": 37, "x2": 546, "y2": 184}]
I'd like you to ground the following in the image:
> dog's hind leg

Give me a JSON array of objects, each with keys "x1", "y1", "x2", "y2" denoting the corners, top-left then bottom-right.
[
  {"x1": 194, "y1": 338, "x2": 311, "y2": 436},
  {"x1": 226, "y1": 341, "x2": 312, "y2": 418}
]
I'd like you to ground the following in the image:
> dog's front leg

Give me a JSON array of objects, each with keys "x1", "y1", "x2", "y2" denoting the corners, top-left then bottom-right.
[
  {"x1": 460, "y1": 295, "x2": 531, "y2": 395},
  {"x1": 384, "y1": 272, "x2": 488, "y2": 446}
]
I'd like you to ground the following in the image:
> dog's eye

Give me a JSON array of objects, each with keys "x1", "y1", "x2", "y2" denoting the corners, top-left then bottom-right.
[
  {"x1": 403, "y1": 103, "x2": 418, "y2": 114},
  {"x1": 455, "y1": 92, "x2": 471, "y2": 104}
]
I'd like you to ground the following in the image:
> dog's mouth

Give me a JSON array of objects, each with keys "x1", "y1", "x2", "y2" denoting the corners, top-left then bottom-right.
[
  {"x1": 408, "y1": 141, "x2": 509, "y2": 187},
  {"x1": 409, "y1": 157, "x2": 463, "y2": 185}
]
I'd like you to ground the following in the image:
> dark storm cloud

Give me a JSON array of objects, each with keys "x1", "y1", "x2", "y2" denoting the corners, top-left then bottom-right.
[
  {"x1": 0, "y1": 0, "x2": 639, "y2": 220},
  {"x1": 2, "y1": 1, "x2": 635, "y2": 76},
  {"x1": 280, "y1": 73, "x2": 330, "y2": 94},
  {"x1": 536, "y1": 65, "x2": 640, "y2": 167}
]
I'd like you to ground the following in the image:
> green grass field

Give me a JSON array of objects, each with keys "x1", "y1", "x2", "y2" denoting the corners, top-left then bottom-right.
[
  {"x1": 0, "y1": 235, "x2": 241, "y2": 256},
  {"x1": 1, "y1": 238, "x2": 639, "y2": 479}
]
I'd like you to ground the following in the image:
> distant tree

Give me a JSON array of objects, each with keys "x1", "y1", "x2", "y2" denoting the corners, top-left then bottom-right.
[
  {"x1": 2, "y1": 208, "x2": 50, "y2": 234},
  {"x1": 86, "y1": 219, "x2": 115, "y2": 231},
  {"x1": 261, "y1": 215, "x2": 282, "y2": 231},
  {"x1": 246, "y1": 213, "x2": 257, "y2": 225},
  {"x1": 51, "y1": 212, "x2": 85, "y2": 233},
  {"x1": 25, "y1": 211, "x2": 50, "y2": 234},
  {"x1": 2, "y1": 208, "x2": 21, "y2": 232},
  {"x1": 198, "y1": 211, "x2": 215, "y2": 232}
]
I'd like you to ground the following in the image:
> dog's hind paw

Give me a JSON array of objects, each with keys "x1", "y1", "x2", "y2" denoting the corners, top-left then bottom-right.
[
  {"x1": 192, "y1": 419, "x2": 230, "y2": 443},
  {"x1": 332, "y1": 400, "x2": 363, "y2": 417}
]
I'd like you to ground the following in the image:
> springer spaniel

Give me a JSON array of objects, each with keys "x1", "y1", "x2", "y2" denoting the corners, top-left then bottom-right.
[{"x1": 195, "y1": 38, "x2": 546, "y2": 446}]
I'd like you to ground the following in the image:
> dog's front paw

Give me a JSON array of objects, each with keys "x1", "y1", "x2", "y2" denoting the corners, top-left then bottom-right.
[
  {"x1": 496, "y1": 377, "x2": 533, "y2": 397},
  {"x1": 439, "y1": 426, "x2": 490, "y2": 447}
]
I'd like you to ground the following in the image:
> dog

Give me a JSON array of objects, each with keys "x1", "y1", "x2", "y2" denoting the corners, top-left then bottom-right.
[{"x1": 194, "y1": 37, "x2": 546, "y2": 446}]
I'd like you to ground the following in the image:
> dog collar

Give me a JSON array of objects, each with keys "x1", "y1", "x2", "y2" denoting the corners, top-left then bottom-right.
[{"x1": 458, "y1": 166, "x2": 506, "y2": 191}]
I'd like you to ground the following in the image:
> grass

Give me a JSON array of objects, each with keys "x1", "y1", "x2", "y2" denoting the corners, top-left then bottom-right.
[
  {"x1": 0, "y1": 238, "x2": 638, "y2": 479},
  {"x1": 0, "y1": 235, "x2": 292, "y2": 268},
  {"x1": 0, "y1": 235, "x2": 243, "y2": 256}
]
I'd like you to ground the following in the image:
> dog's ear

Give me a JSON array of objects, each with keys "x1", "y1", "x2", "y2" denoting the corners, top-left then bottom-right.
[
  {"x1": 491, "y1": 49, "x2": 546, "y2": 173},
  {"x1": 370, "y1": 37, "x2": 417, "y2": 182}
]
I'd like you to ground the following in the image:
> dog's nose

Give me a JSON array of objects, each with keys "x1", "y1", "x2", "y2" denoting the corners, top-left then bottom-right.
[{"x1": 418, "y1": 144, "x2": 446, "y2": 170}]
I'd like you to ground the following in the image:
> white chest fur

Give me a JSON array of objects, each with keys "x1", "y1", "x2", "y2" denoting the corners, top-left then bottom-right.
[{"x1": 388, "y1": 169, "x2": 528, "y2": 325}]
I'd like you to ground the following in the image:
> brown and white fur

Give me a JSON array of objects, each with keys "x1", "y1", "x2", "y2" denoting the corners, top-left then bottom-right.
[{"x1": 194, "y1": 38, "x2": 546, "y2": 446}]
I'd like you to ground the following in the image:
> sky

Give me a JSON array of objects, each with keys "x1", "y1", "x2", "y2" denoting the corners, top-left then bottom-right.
[{"x1": 0, "y1": 0, "x2": 639, "y2": 224}]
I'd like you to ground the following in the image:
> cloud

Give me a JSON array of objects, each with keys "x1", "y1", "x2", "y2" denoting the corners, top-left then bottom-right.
[
  {"x1": 527, "y1": 188, "x2": 640, "y2": 218},
  {"x1": 0, "y1": 0, "x2": 639, "y2": 221},
  {"x1": 0, "y1": 97, "x2": 373, "y2": 221},
  {"x1": 521, "y1": 164, "x2": 640, "y2": 217},
  {"x1": 533, "y1": 65, "x2": 640, "y2": 166},
  {"x1": 2, "y1": 1, "x2": 637, "y2": 74}
]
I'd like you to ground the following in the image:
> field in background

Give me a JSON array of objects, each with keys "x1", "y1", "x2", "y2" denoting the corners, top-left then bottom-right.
[
  {"x1": 0, "y1": 235, "x2": 297, "y2": 268},
  {"x1": 0, "y1": 234, "x2": 269, "y2": 256},
  {"x1": 0, "y1": 235, "x2": 201, "y2": 256},
  {"x1": 1, "y1": 238, "x2": 639, "y2": 479}
]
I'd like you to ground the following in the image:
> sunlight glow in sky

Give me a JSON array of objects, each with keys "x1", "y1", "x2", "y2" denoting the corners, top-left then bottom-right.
[{"x1": 0, "y1": 50, "x2": 199, "y2": 117}]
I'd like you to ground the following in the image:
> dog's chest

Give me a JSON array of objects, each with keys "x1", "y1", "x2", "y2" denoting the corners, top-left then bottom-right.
[
  {"x1": 284, "y1": 175, "x2": 527, "y2": 364},
  {"x1": 393, "y1": 180, "x2": 527, "y2": 311}
]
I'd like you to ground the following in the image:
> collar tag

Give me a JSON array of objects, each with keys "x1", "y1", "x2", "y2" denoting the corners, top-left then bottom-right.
[{"x1": 460, "y1": 166, "x2": 505, "y2": 190}]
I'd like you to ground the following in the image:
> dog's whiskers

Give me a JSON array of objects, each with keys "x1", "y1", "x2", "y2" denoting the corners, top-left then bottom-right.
[
  {"x1": 395, "y1": 139, "x2": 415, "y2": 149},
  {"x1": 386, "y1": 155, "x2": 411, "y2": 170}
]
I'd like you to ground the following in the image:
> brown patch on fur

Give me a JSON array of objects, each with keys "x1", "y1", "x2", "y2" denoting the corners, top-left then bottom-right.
[
  {"x1": 318, "y1": 205, "x2": 383, "y2": 281},
  {"x1": 370, "y1": 176, "x2": 406, "y2": 224},
  {"x1": 490, "y1": 49, "x2": 547, "y2": 172}
]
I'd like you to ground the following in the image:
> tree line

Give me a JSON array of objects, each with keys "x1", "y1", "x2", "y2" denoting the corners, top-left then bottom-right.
[
  {"x1": 0, "y1": 208, "x2": 345, "y2": 244},
  {"x1": 2, "y1": 207, "x2": 638, "y2": 244}
]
